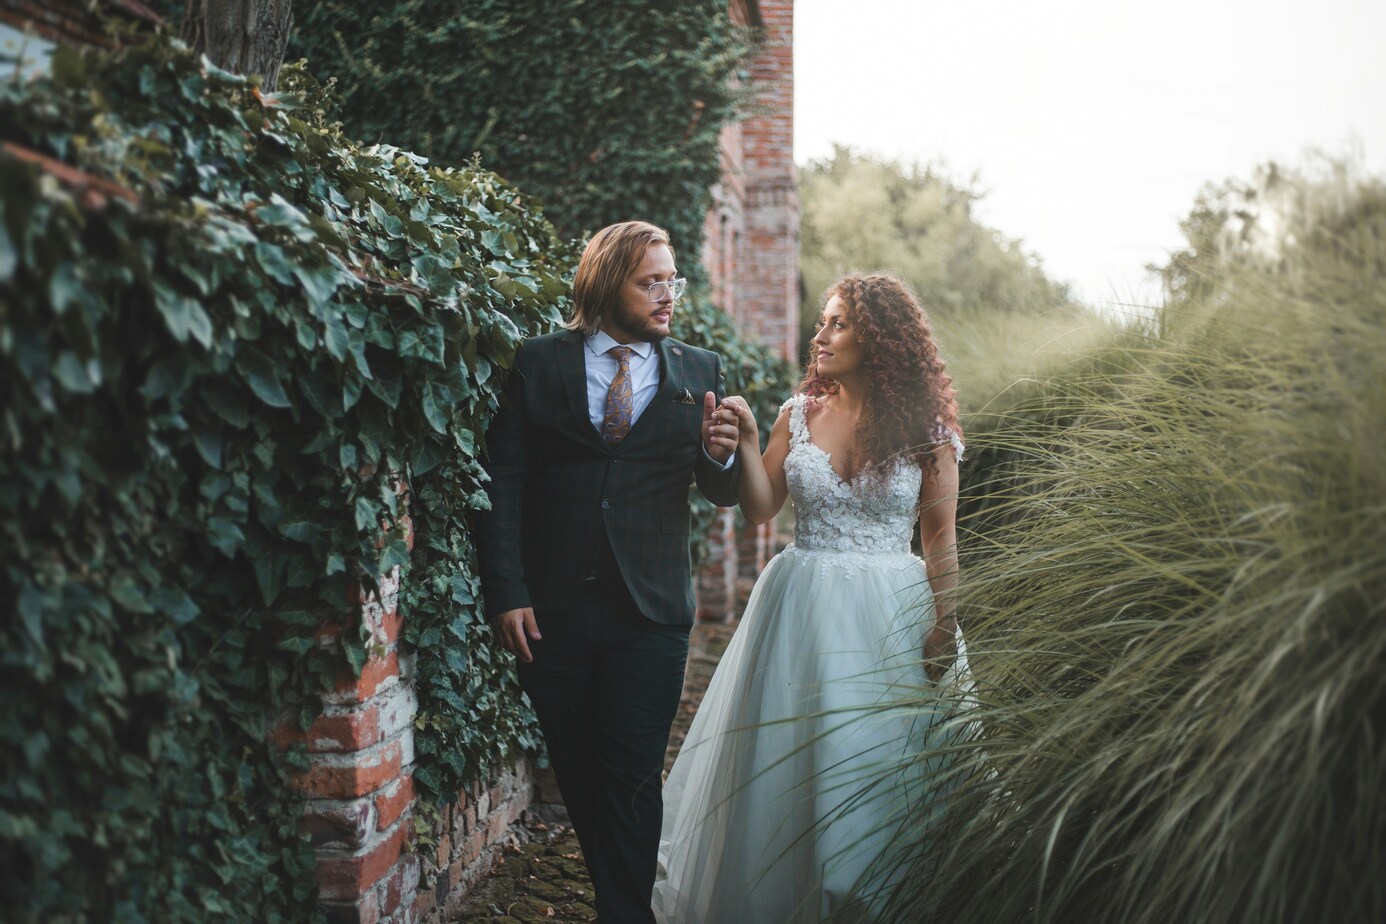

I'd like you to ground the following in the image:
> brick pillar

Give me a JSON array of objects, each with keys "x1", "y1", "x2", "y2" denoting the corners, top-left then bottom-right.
[
  {"x1": 695, "y1": 508, "x2": 737, "y2": 622},
  {"x1": 736, "y1": 521, "x2": 774, "y2": 580},
  {"x1": 739, "y1": 0, "x2": 801, "y2": 364},
  {"x1": 276, "y1": 498, "x2": 421, "y2": 924}
]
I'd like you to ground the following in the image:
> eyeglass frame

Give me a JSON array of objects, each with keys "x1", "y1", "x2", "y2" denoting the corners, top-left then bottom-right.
[{"x1": 640, "y1": 277, "x2": 688, "y2": 302}]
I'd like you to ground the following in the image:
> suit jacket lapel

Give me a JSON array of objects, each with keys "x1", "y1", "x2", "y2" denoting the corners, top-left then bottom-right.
[
  {"x1": 624, "y1": 338, "x2": 682, "y2": 444},
  {"x1": 555, "y1": 330, "x2": 605, "y2": 445}
]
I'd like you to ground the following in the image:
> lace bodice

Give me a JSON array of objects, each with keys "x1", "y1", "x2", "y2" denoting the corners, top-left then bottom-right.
[{"x1": 781, "y1": 394, "x2": 963, "y2": 554}]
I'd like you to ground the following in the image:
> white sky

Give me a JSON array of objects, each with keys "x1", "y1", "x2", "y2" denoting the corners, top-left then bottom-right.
[{"x1": 794, "y1": 0, "x2": 1386, "y2": 313}]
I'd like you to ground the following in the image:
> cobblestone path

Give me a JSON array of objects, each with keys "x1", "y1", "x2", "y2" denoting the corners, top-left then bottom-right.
[{"x1": 450, "y1": 609, "x2": 742, "y2": 923}]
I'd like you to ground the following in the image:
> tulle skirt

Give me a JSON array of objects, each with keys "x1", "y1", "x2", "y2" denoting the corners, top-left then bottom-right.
[{"x1": 654, "y1": 544, "x2": 973, "y2": 924}]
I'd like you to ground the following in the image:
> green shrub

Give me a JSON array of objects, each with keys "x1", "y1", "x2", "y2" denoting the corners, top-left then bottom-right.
[
  {"x1": 291, "y1": 0, "x2": 753, "y2": 284},
  {"x1": 0, "y1": 35, "x2": 570, "y2": 918}
]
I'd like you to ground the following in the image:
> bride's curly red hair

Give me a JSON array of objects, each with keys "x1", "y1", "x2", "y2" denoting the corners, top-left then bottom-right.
[{"x1": 800, "y1": 273, "x2": 961, "y2": 479}]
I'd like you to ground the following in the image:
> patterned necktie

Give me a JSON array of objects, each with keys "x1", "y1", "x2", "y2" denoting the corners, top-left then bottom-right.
[{"x1": 601, "y1": 346, "x2": 634, "y2": 446}]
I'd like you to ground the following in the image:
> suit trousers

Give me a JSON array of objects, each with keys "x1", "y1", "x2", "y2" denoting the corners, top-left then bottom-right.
[{"x1": 517, "y1": 575, "x2": 689, "y2": 924}]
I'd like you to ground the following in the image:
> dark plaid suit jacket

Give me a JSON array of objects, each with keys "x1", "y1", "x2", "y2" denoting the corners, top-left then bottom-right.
[{"x1": 476, "y1": 329, "x2": 740, "y2": 626}]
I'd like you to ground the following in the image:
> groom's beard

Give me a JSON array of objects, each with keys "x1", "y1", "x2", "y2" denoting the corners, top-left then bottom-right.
[{"x1": 608, "y1": 300, "x2": 673, "y2": 343}]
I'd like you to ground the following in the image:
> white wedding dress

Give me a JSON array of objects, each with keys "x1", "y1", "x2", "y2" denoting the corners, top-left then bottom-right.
[{"x1": 654, "y1": 395, "x2": 973, "y2": 924}]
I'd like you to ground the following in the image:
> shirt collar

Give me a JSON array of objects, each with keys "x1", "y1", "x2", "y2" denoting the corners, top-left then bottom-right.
[{"x1": 586, "y1": 330, "x2": 654, "y2": 360}]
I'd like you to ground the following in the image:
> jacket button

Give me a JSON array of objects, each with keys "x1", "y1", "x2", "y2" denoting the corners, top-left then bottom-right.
[{"x1": 601, "y1": 499, "x2": 610, "y2": 509}]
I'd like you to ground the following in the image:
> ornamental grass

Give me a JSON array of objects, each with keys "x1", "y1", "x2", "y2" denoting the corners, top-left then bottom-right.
[{"x1": 859, "y1": 162, "x2": 1386, "y2": 924}]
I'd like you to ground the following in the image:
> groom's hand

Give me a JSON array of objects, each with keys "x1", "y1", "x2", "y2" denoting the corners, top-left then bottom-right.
[
  {"x1": 702, "y1": 391, "x2": 740, "y2": 464},
  {"x1": 493, "y1": 607, "x2": 541, "y2": 663}
]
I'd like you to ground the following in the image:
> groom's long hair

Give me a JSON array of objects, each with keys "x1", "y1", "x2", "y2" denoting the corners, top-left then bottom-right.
[{"x1": 568, "y1": 220, "x2": 675, "y2": 337}]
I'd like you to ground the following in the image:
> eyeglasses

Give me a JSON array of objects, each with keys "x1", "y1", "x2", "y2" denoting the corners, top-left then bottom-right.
[{"x1": 641, "y1": 277, "x2": 688, "y2": 302}]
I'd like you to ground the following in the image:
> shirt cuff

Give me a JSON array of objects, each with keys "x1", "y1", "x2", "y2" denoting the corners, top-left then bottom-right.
[{"x1": 702, "y1": 446, "x2": 736, "y2": 470}]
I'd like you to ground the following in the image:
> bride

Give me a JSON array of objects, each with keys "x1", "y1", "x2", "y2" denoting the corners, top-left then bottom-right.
[{"x1": 653, "y1": 273, "x2": 971, "y2": 923}]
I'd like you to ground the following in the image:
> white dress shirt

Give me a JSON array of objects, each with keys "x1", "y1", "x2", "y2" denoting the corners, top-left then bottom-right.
[
  {"x1": 584, "y1": 331, "x2": 662, "y2": 429},
  {"x1": 583, "y1": 331, "x2": 734, "y2": 468}
]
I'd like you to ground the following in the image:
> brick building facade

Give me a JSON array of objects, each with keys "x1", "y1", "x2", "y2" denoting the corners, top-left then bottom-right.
[{"x1": 698, "y1": 0, "x2": 802, "y2": 620}]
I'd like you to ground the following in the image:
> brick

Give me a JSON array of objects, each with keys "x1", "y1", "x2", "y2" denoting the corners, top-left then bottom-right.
[
  {"x1": 375, "y1": 683, "x2": 417, "y2": 740},
  {"x1": 304, "y1": 797, "x2": 376, "y2": 849},
  {"x1": 374, "y1": 605, "x2": 404, "y2": 646},
  {"x1": 391, "y1": 897, "x2": 420, "y2": 924},
  {"x1": 434, "y1": 833, "x2": 451, "y2": 869},
  {"x1": 379, "y1": 853, "x2": 420, "y2": 916},
  {"x1": 330, "y1": 649, "x2": 400, "y2": 703},
  {"x1": 449, "y1": 795, "x2": 468, "y2": 839},
  {"x1": 464, "y1": 828, "x2": 486, "y2": 864},
  {"x1": 275, "y1": 706, "x2": 381, "y2": 753},
  {"x1": 415, "y1": 887, "x2": 436, "y2": 916},
  {"x1": 322, "y1": 898, "x2": 379, "y2": 924},
  {"x1": 292, "y1": 740, "x2": 403, "y2": 799},
  {"x1": 374, "y1": 774, "x2": 415, "y2": 832},
  {"x1": 315, "y1": 821, "x2": 410, "y2": 902},
  {"x1": 533, "y1": 766, "x2": 563, "y2": 805},
  {"x1": 487, "y1": 810, "x2": 507, "y2": 843}
]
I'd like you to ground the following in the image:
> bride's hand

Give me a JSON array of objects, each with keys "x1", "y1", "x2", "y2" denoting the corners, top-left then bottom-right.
[
  {"x1": 719, "y1": 396, "x2": 759, "y2": 445},
  {"x1": 923, "y1": 619, "x2": 957, "y2": 683}
]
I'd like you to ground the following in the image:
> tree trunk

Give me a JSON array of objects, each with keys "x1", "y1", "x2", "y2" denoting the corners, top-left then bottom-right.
[{"x1": 181, "y1": 0, "x2": 294, "y2": 93}]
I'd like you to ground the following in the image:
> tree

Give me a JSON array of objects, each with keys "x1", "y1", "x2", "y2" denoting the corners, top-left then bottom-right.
[
  {"x1": 799, "y1": 147, "x2": 1075, "y2": 343},
  {"x1": 180, "y1": 0, "x2": 294, "y2": 92}
]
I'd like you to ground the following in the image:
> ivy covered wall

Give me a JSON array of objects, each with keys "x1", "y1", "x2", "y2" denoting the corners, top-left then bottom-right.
[{"x1": 0, "y1": 38, "x2": 567, "y2": 918}]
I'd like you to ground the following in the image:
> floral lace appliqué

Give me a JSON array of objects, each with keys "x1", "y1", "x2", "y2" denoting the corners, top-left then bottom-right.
[{"x1": 781, "y1": 394, "x2": 962, "y2": 555}]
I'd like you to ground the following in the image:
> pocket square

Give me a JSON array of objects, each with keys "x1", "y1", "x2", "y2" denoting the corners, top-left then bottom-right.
[{"x1": 675, "y1": 388, "x2": 698, "y2": 405}]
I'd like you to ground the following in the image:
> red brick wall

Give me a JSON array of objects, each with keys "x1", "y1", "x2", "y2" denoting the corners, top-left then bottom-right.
[
  {"x1": 737, "y1": 0, "x2": 801, "y2": 366},
  {"x1": 697, "y1": 0, "x2": 800, "y2": 622}
]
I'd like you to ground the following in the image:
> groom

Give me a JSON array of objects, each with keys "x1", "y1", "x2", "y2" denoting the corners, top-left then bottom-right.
[{"x1": 476, "y1": 220, "x2": 742, "y2": 922}]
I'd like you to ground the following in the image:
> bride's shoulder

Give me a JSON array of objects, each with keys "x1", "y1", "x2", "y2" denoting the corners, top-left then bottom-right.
[
  {"x1": 929, "y1": 422, "x2": 966, "y2": 463},
  {"x1": 778, "y1": 393, "x2": 807, "y2": 413}
]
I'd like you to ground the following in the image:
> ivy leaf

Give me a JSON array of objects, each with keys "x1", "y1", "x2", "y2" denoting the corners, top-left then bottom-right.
[
  {"x1": 421, "y1": 383, "x2": 450, "y2": 434},
  {"x1": 293, "y1": 262, "x2": 347, "y2": 309},
  {"x1": 254, "y1": 241, "x2": 296, "y2": 286},
  {"x1": 323, "y1": 311, "x2": 350, "y2": 360},
  {"x1": 206, "y1": 516, "x2": 245, "y2": 557},
  {"x1": 410, "y1": 437, "x2": 447, "y2": 477},
  {"x1": 275, "y1": 636, "x2": 314, "y2": 656},
  {"x1": 153, "y1": 281, "x2": 214, "y2": 346},
  {"x1": 355, "y1": 495, "x2": 378, "y2": 531},
  {"x1": 254, "y1": 553, "x2": 287, "y2": 606},
  {"x1": 236, "y1": 346, "x2": 293, "y2": 408},
  {"x1": 342, "y1": 634, "x2": 368, "y2": 675},
  {"x1": 109, "y1": 574, "x2": 153, "y2": 613},
  {"x1": 51, "y1": 352, "x2": 95, "y2": 393},
  {"x1": 203, "y1": 380, "x2": 251, "y2": 428},
  {"x1": 377, "y1": 535, "x2": 410, "y2": 576},
  {"x1": 193, "y1": 426, "x2": 224, "y2": 468},
  {"x1": 0, "y1": 220, "x2": 16, "y2": 283}
]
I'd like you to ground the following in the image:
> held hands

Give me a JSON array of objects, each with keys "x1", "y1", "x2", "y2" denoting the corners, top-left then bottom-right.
[
  {"x1": 717, "y1": 395, "x2": 759, "y2": 446},
  {"x1": 702, "y1": 391, "x2": 742, "y2": 464},
  {"x1": 923, "y1": 618, "x2": 957, "y2": 683},
  {"x1": 493, "y1": 607, "x2": 541, "y2": 663}
]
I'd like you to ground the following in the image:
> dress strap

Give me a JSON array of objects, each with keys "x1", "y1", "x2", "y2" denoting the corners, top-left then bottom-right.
[
  {"x1": 933, "y1": 424, "x2": 966, "y2": 463},
  {"x1": 781, "y1": 394, "x2": 809, "y2": 445}
]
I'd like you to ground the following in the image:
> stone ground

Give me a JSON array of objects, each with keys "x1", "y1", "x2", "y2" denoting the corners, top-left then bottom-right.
[{"x1": 449, "y1": 580, "x2": 749, "y2": 923}]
